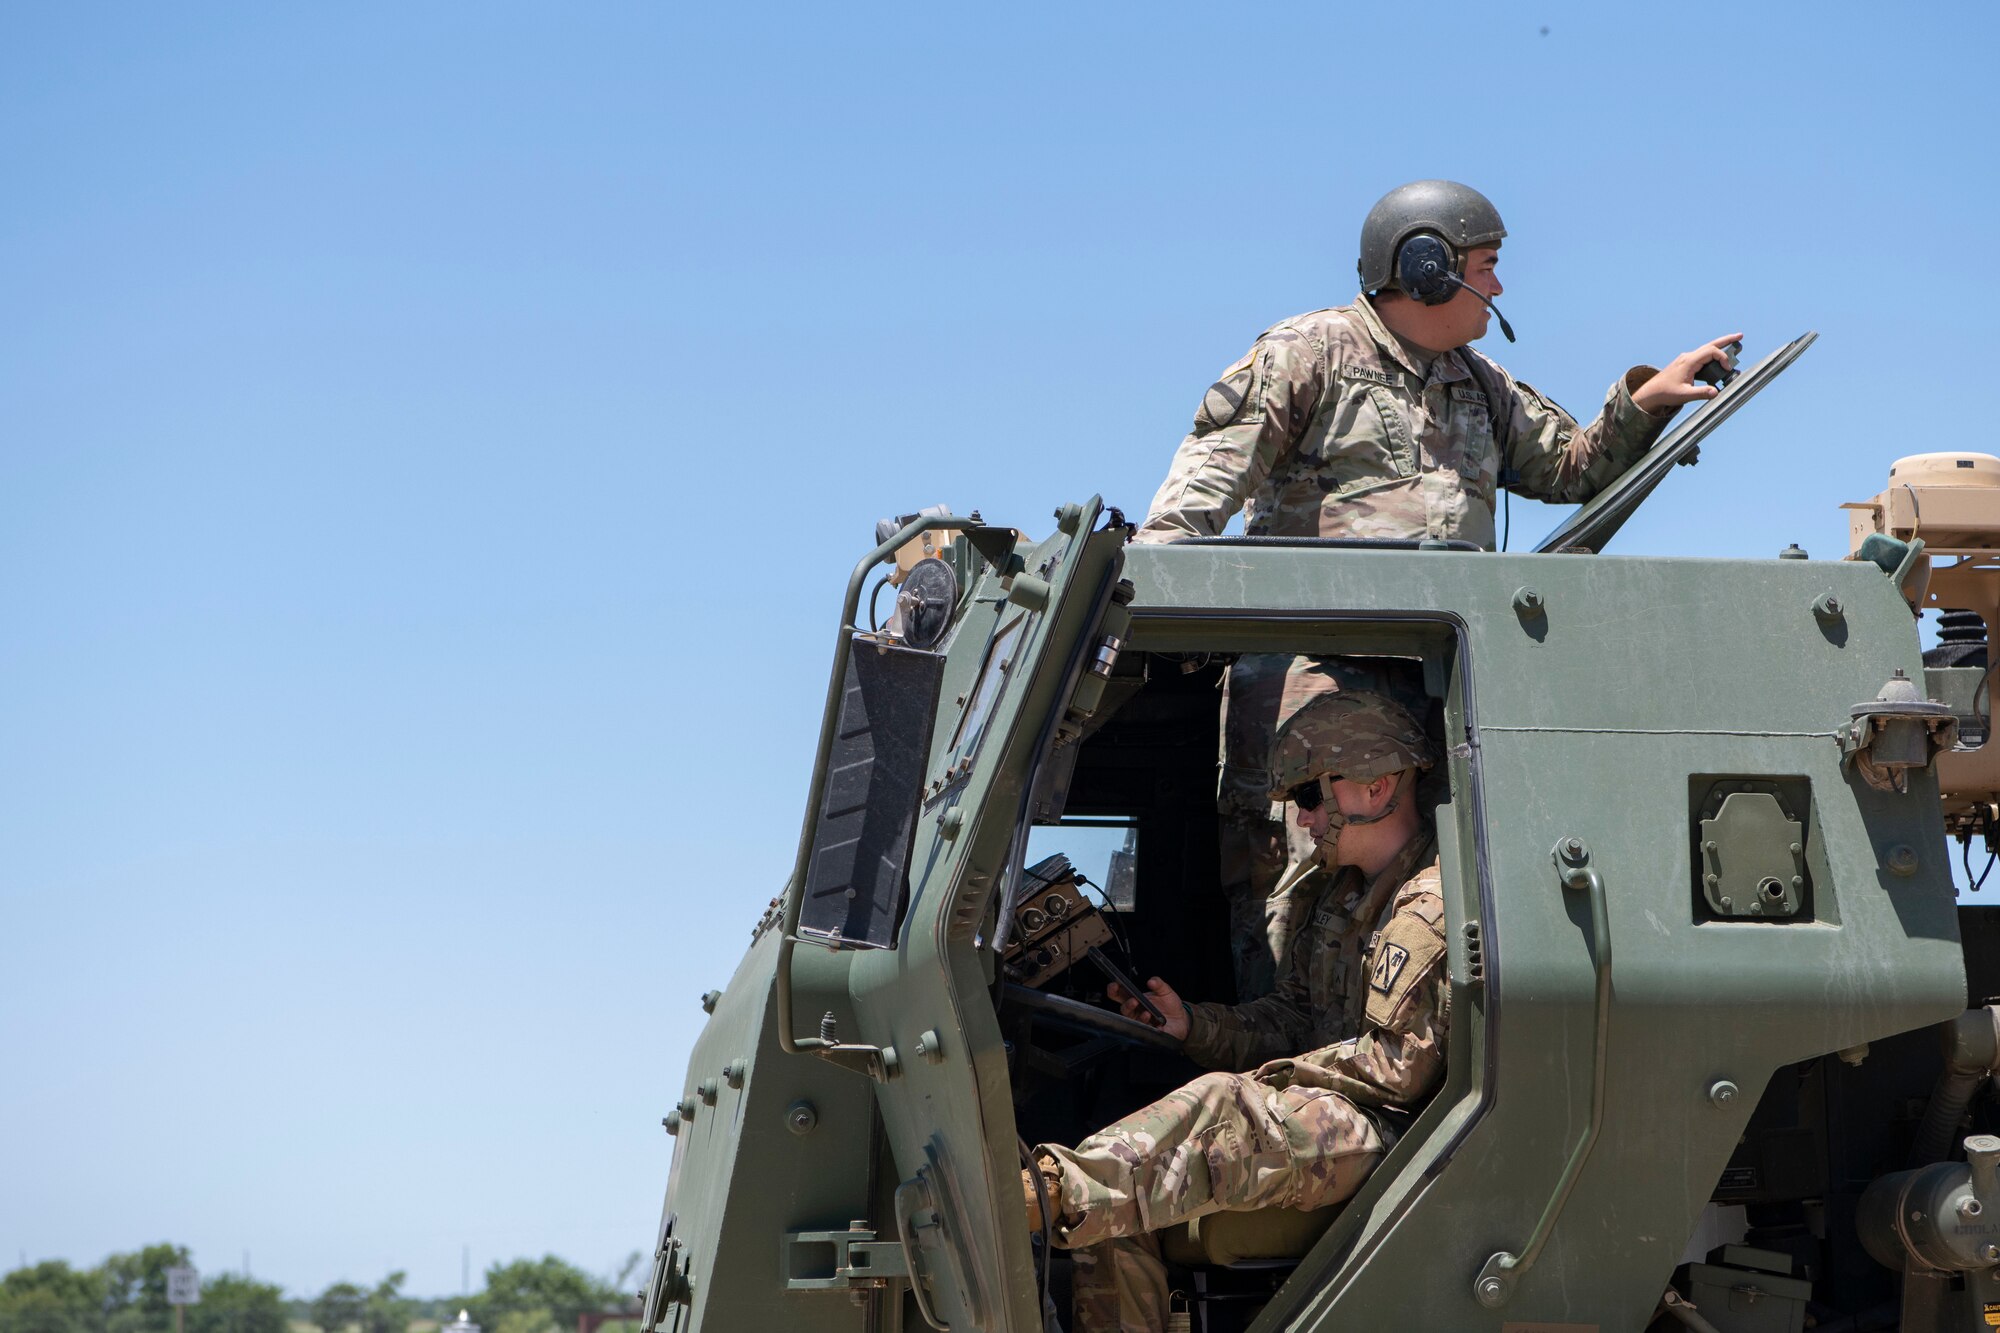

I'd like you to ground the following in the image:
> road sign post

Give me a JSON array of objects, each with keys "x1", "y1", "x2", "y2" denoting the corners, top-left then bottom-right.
[{"x1": 166, "y1": 1266, "x2": 199, "y2": 1333}]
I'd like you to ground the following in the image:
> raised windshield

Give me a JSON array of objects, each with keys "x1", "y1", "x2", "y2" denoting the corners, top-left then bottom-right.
[{"x1": 1534, "y1": 331, "x2": 1817, "y2": 554}]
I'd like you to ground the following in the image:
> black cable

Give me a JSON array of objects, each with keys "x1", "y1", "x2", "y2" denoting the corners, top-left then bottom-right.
[
  {"x1": 866, "y1": 575, "x2": 893, "y2": 633},
  {"x1": 1964, "y1": 836, "x2": 1997, "y2": 893},
  {"x1": 1018, "y1": 1137, "x2": 1054, "y2": 1321},
  {"x1": 1501, "y1": 485, "x2": 1511, "y2": 552},
  {"x1": 1071, "y1": 872, "x2": 1140, "y2": 976}
]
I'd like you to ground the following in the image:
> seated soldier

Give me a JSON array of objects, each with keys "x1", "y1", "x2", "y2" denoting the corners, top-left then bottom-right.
[{"x1": 1023, "y1": 689, "x2": 1448, "y2": 1333}]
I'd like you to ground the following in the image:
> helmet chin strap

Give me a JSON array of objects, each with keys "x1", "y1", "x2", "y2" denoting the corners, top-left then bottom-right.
[{"x1": 1309, "y1": 772, "x2": 1404, "y2": 868}]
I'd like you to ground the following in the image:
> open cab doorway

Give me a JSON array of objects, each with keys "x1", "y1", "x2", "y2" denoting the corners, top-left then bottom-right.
[{"x1": 996, "y1": 614, "x2": 1484, "y2": 1330}]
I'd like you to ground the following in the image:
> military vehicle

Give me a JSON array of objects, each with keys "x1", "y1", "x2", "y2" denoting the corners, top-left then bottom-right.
[{"x1": 640, "y1": 336, "x2": 2000, "y2": 1331}]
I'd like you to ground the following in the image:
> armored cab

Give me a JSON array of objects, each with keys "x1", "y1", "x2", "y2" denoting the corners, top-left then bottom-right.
[{"x1": 643, "y1": 391, "x2": 2000, "y2": 1329}]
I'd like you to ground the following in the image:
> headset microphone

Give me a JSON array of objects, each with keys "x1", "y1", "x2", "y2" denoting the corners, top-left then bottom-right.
[{"x1": 1441, "y1": 270, "x2": 1516, "y2": 343}]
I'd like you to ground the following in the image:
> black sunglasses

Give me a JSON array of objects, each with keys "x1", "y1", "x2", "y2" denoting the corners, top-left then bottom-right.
[{"x1": 1289, "y1": 778, "x2": 1329, "y2": 811}]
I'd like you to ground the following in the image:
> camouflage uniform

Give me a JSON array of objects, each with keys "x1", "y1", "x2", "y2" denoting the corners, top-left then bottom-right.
[
  {"x1": 1140, "y1": 293, "x2": 1668, "y2": 996},
  {"x1": 1135, "y1": 292, "x2": 1670, "y2": 546},
  {"x1": 1041, "y1": 857, "x2": 1450, "y2": 1333},
  {"x1": 1213, "y1": 654, "x2": 1426, "y2": 998}
]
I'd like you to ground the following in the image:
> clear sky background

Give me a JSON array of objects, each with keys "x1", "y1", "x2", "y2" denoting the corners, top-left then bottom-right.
[{"x1": 5, "y1": 0, "x2": 1997, "y2": 1301}]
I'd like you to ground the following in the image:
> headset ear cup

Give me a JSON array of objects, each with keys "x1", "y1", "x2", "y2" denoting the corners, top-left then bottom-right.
[{"x1": 1395, "y1": 233, "x2": 1458, "y2": 306}]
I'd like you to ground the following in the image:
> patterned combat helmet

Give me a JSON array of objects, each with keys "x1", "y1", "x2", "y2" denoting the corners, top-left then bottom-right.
[{"x1": 1267, "y1": 688, "x2": 1434, "y2": 801}]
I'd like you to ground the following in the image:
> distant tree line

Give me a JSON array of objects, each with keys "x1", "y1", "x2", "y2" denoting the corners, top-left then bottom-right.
[
  {"x1": 0, "y1": 1249, "x2": 642, "y2": 1333},
  {"x1": 0, "y1": 1245, "x2": 285, "y2": 1333}
]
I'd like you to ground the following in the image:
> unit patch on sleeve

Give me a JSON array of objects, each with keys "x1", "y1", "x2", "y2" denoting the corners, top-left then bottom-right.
[
  {"x1": 1364, "y1": 898, "x2": 1447, "y2": 1028},
  {"x1": 1369, "y1": 942, "x2": 1410, "y2": 995}
]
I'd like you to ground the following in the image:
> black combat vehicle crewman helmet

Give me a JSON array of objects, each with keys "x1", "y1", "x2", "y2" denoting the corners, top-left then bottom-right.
[{"x1": 1357, "y1": 179, "x2": 1508, "y2": 296}]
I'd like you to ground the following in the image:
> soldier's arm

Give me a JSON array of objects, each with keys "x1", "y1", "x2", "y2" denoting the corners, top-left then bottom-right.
[
  {"x1": 1267, "y1": 891, "x2": 1448, "y2": 1107},
  {"x1": 1181, "y1": 933, "x2": 1318, "y2": 1070},
  {"x1": 1487, "y1": 352, "x2": 1671, "y2": 507},
  {"x1": 1134, "y1": 328, "x2": 1324, "y2": 542}
]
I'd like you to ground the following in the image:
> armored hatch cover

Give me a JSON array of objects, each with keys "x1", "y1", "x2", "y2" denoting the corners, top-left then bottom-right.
[{"x1": 1534, "y1": 330, "x2": 1818, "y2": 554}]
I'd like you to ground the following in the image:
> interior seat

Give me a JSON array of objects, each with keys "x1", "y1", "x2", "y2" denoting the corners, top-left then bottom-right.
[{"x1": 1158, "y1": 1204, "x2": 1338, "y2": 1266}]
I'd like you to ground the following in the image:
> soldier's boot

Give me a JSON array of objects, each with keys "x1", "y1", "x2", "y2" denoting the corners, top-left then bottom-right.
[{"x1": 1023, "y1": 1155, "x2": 1064, "y2": 1234}]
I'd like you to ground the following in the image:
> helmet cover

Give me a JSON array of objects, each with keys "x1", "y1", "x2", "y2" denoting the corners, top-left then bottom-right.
[{"x1": 1267, "y1": 689, "x2": 1434, "y2": 801}]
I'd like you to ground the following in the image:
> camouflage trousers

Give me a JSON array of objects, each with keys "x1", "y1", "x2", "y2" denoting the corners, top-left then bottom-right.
[
  {"x1": 1041, "y1": 1070, "x2": 1387, "y2": 1333},
  {"x1": 1218, "y1": 654, "x2": 1424, "y2": 998}
]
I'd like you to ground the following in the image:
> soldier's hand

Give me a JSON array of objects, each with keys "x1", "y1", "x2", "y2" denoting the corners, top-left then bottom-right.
[
  {"x1": 1631, "y1": 333, "x2": 1745, "y2": 415},
  {"x1": 1107, "y1": 977, "x2": 1191, "y2": 1041}
]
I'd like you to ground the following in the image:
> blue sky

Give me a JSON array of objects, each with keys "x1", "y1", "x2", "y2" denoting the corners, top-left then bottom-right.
[{"x1": 4, "y1": 0, "x2": 1996, "y2": 1298}]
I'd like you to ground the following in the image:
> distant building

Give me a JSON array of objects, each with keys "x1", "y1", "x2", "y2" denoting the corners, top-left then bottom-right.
[{"x1": 1105, "y1": 824, "x2": 1138, "y2": 911}]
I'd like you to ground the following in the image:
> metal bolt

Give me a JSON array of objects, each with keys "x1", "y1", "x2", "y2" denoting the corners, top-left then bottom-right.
[
  {"x1": 1475, "y1": 1275, "x2": 1506, "y2": 1306},
  {"x1": 820, "y1": 1012, "x2": 839, "y2": 1043},
  {"x1": 1887, "y1": 845, "x2": 1920, "y2": 877},
  {"x1": 1779, "y1": 544, "x2": 1808, "y2": 560},
  {"x1": 916, "y1": 1028, "x2": 945, "y2": 1064},
  {"x1": 677, "y1": 1097, "x2": 697, "y2": 1120},
  {"x1": 1962, "y1": 1197, "x2": 1985, "y2": 1218},
  {"x1": 723, "y1": 1059, "x2": 747, "y2": 1088},
  {"x1": 1512, "y1": 587, "x2": 1543, "y2": 616},
  {"x1": 663, "y1": 1110, "x2": 681, "y2": 1136},
  {"x1": 786, "y1": 1100, "x2": 819, "y2": 1136},
  {"x1": 1813, "y1": 592, "x2": 1843, "y2": 619},
  {"x1": 1985, "y1": 1243, "x2": 1999, "y2": 1263},
  {"x1": 1560, "y1": 837, "x2": 1586, "y2": 865},
  {"x1": 700, "y1": 989, "x2": 721, "y2": 1014},
  {"x1": 1709, "y1": 1080, "x2": 1739, "y2": 1108},
  {"x1": 1720, "y1": 897, "x2": 1733, "y2": 910},
  {"x1": 698, "y1": 1078, "x2": 719, "y2": 1105}
]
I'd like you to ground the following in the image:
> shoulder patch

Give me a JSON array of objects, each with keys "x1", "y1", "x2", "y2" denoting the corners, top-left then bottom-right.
[
  {"x1": 1364, "y1": 892, "x2": 1448, "y2": 1029},
  {"x1": 1196, "y1": 351, "x2": 1257, "y2": 432},
  {"x1": 1368, "y1": 940, "x2": 1411, "y2": 995}
]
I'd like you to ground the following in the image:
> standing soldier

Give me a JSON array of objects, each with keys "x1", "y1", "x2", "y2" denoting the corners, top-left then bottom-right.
[
  {"x1": 1135, "y1": 178, "x2": 1740, "y2": 999},
  {"x1": 1025, "y1": 691, "x2": 1447, "y2": 1333}
]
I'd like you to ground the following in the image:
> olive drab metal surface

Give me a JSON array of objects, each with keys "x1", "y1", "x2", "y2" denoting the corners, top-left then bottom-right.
[
  {"x1": 845, "y1": 499, "x2": 1125, "y2": 1330},
  {"x1": 645, "y1": 422, "x2": 2000, "y2": 1330}
]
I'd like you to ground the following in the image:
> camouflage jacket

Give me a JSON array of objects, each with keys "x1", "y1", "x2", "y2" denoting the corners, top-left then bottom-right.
[
  {"x1": 1253, "y1": 868, "x2": 1449, "y2": 1109},
  {"x1": 1182, "y1": 829, "x2": 1438, "y2": 1072},
  {"x1": 1136, "y1": 295, "x2": 1670, "y2": 548}
]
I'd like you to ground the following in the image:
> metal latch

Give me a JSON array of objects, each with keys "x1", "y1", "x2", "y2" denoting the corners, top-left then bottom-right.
[
  {"x1": 782, "y1": 1222, "x2": 911, "y2": 1292},
  {"x1": 641, "y1": 1236, "x2": 693, "y2": 1331},
  {"x1": 1840, "y1": 670, "x2": 1958, "y2": 793}
]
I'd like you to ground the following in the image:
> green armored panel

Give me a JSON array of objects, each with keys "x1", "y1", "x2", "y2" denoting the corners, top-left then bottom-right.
[
  {"x1": 1118, "y1": 542, "x2": 1965, "y2": 1331},
  {"x1": 646, "y1": 932, "x2": 878, "y2": 1332}
]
